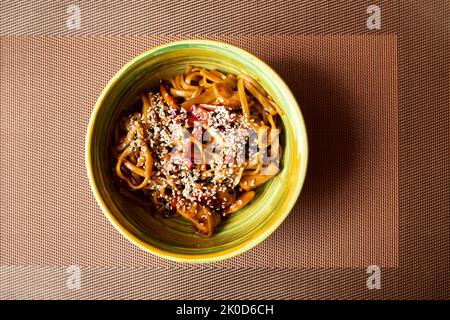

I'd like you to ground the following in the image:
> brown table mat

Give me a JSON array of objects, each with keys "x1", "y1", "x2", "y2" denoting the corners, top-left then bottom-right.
[{"x1": 1, "y1": 35, "x2": 398, "y2": 268}]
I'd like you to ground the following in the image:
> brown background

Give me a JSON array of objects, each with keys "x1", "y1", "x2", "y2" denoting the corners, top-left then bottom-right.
[{"x1": 0, "y1": 1, "x2": 448, "y2": 299}]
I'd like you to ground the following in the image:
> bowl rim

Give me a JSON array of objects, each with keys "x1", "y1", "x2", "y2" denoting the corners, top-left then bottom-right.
[{"x1": 85, "y1": 39, "x2": 308, "y2": 263}]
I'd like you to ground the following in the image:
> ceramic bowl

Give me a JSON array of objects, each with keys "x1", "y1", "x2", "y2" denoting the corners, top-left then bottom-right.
[{"x1": 86, "y1": 40, "x2": 308, "y2": 263}]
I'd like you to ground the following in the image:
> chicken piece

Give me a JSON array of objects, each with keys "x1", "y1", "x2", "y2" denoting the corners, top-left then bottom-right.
[
  {"x1": 177, "y1": 204, "x2": 220, "y2": 237},
  {"x1": 239, "y1": 164, "x2": 280, "y2": 191},
  {"x1": 159, "y1": 82, "x2": 180, "y2": 110},
  {"x1": 181, "y1": 88, "x2": 216, "y2": 111},
  {"x1": 226, "y1": 191, "x2": 256, "y2": 215},
  {"x1": 212, "y1": 83, "x2": 241, "y2": 109}
]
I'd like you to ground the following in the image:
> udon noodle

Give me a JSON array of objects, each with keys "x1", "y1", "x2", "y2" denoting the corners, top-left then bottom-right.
[{"x1": 113, "y1": 66, "x2": 282, "y2": 237}]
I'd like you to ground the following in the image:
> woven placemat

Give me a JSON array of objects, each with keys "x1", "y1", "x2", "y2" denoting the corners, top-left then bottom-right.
[{"x1": 1, "y1": 34, "x2": 398, "y2": 268}]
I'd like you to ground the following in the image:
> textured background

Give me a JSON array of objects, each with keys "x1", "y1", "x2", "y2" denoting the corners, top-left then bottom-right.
[
  {"x1": 0, "y1": 35, "x2": 398, "y2": 269},
  {"x1": 0, "y1": 1, "x2": 449, "y2": 299}
]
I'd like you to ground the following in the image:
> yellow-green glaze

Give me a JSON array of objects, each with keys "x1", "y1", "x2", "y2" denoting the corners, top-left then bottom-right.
[{"x1": 86, "y1": 40, "x2": 308, "y2": 263}]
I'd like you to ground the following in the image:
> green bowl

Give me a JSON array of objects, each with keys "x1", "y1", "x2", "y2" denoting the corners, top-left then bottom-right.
[{"x1": 86, "y1": 40, "x2": 308, "y2": 263}]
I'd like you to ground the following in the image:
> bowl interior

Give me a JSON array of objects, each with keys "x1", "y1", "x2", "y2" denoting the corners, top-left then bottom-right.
[{"x1": 87, "y1": 41, "x2": 307, "y2": 262}]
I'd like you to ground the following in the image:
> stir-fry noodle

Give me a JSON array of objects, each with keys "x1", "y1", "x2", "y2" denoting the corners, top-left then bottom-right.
[{"x1": 113, "y1": 66, "x2": 282, "y2": 237}]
